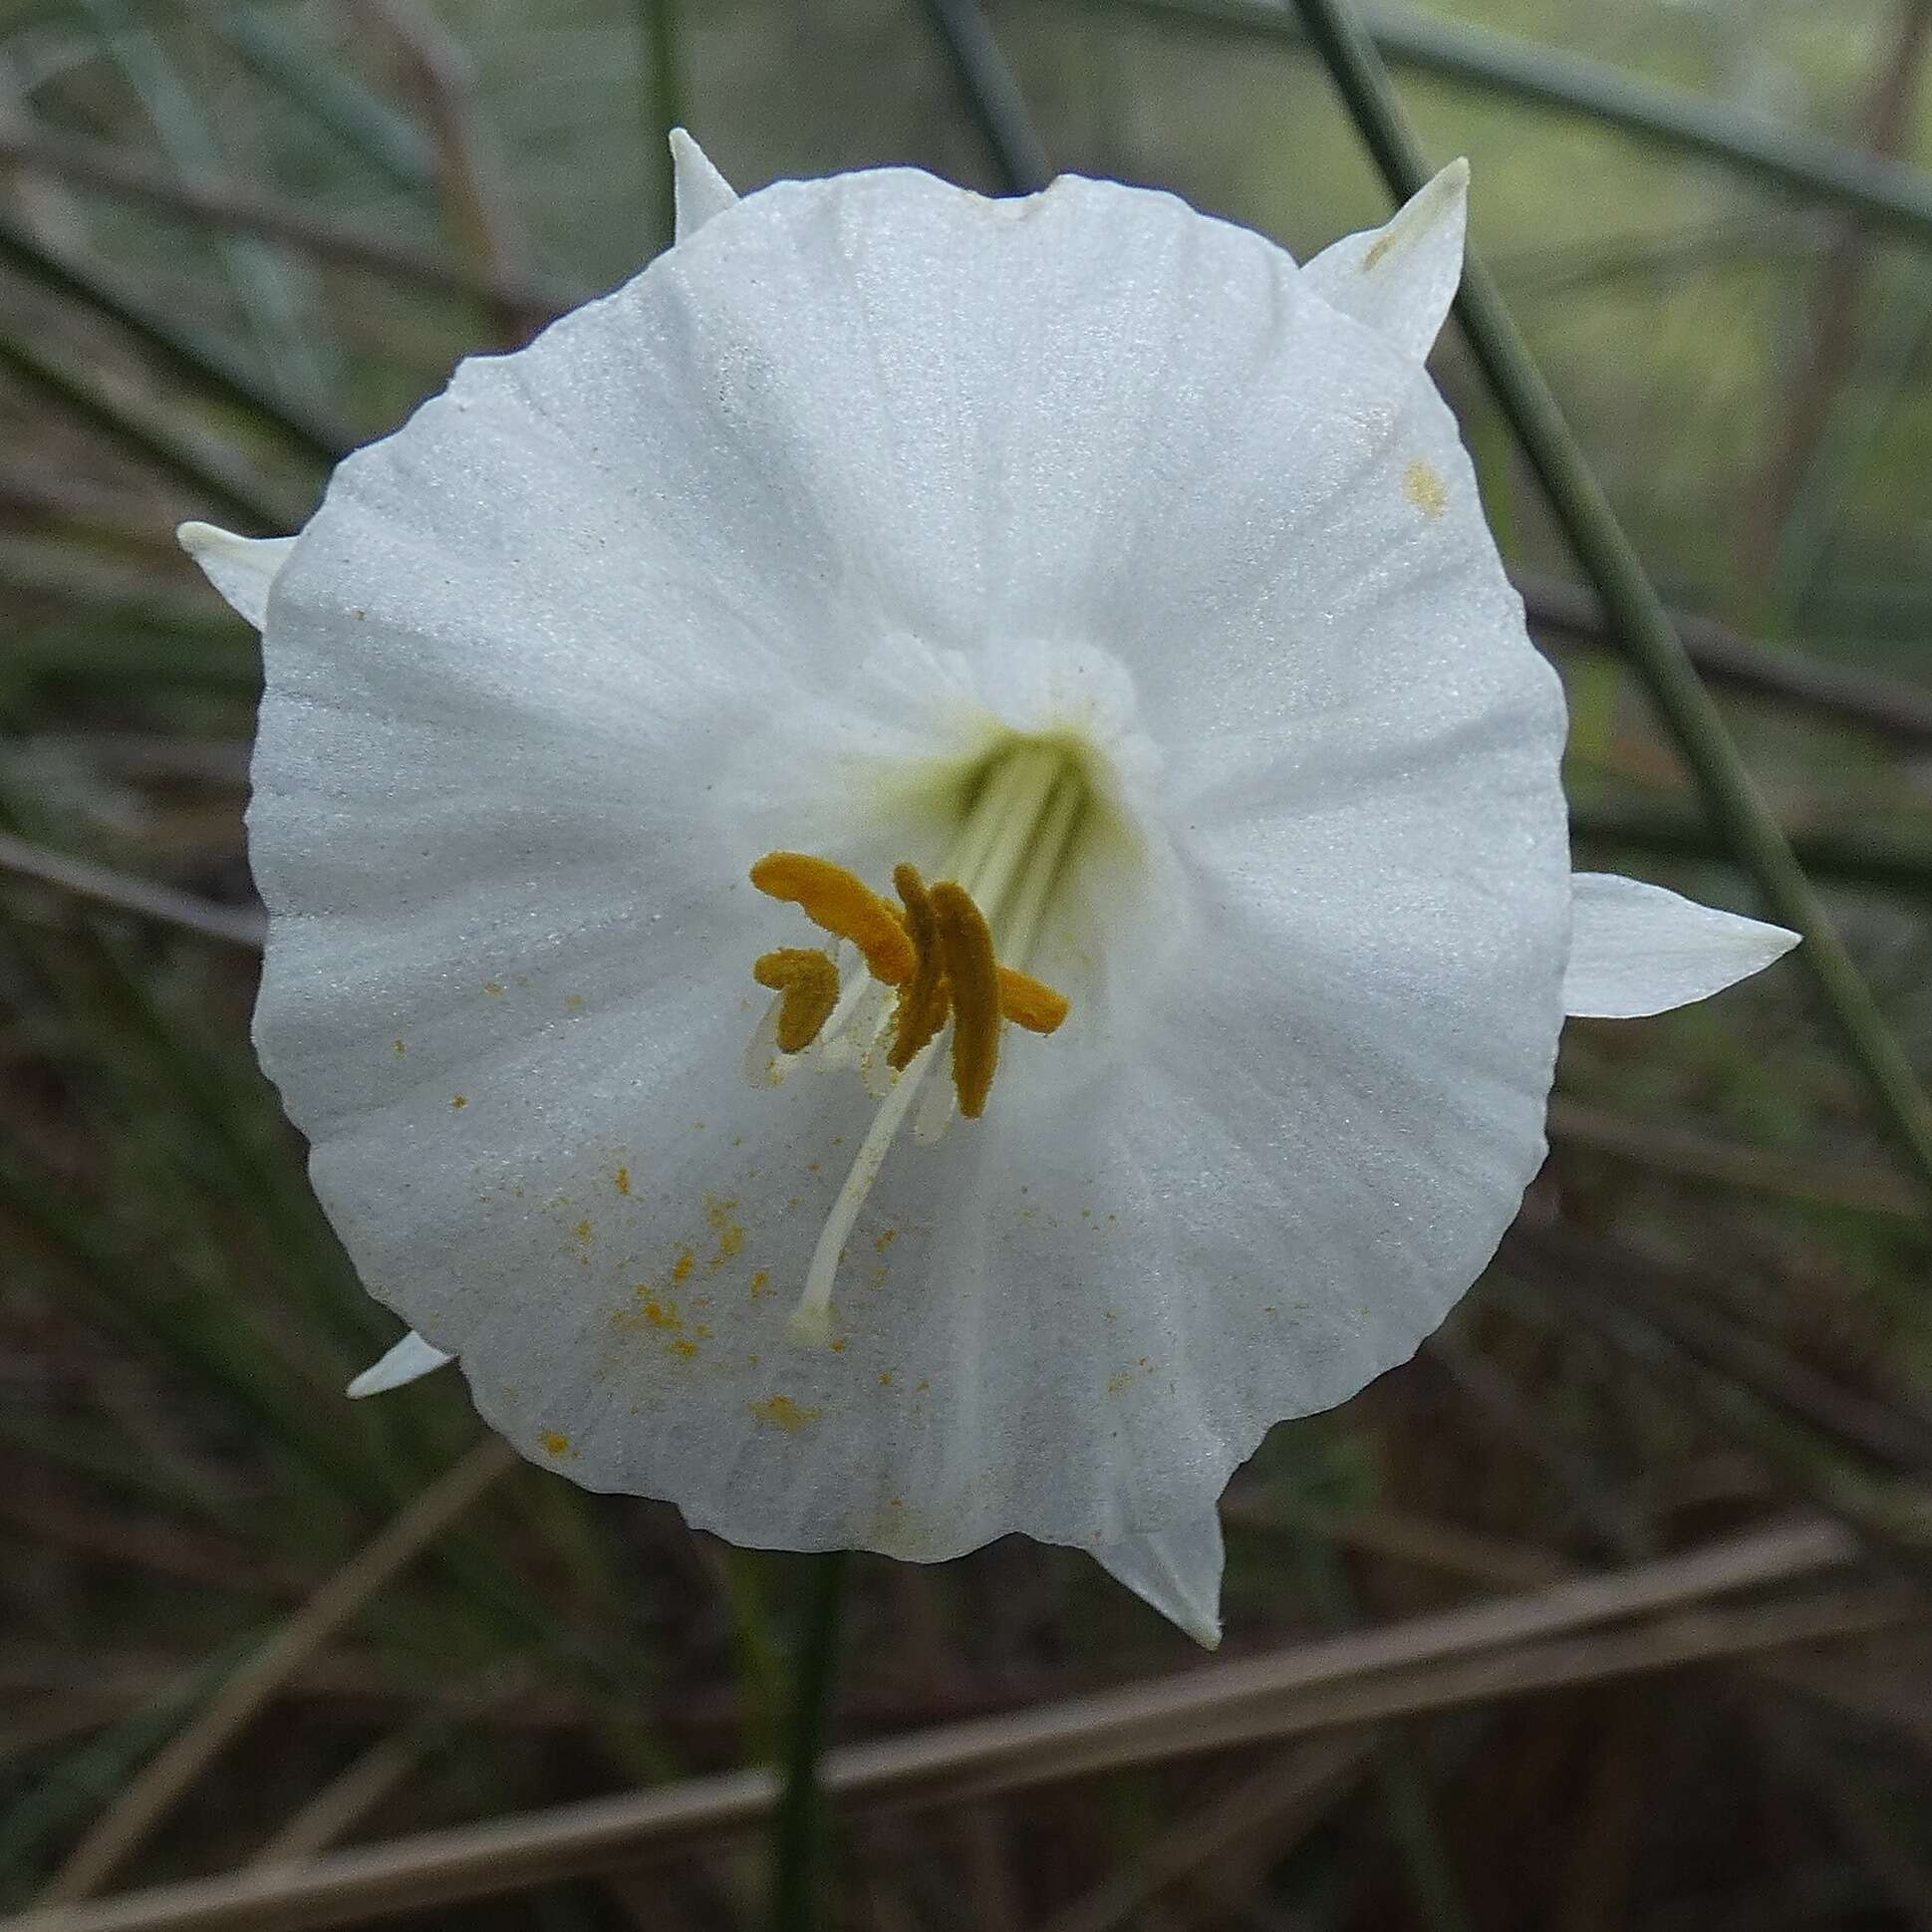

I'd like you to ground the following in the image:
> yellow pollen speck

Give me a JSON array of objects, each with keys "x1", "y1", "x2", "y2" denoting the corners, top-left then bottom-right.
[
  {"x1": 875, "y1": 1228, "x2": 898, "y2": 1253},
  {"x1": 392, "y1": 1039, "x2": 406, "y2": 1055},
  {"x1": 916, "y1": 1379, "x2": 930, "y2": 1393},
  {"x1": 573, "y1": 1219, "x2": 594, "y2": 1243},
  {"x1": 641, "y1": 1298, "x2": 681, "y2": 1328},
  {"x1": 614, "y1": 1167, "x2": 631, "y2": 1196},
  {"x1": 672, "y1": 1248, "x2": 693, "y2": 1282},
  {"x1": 1107, "y1": 1371, "x2": 1134, "y2": 1395},
  {"x1": 539, "y1": 1431, "x2": 572, "y2": 1457},
  {"x1": 750, "y1": 1269, "x2": 772, "y2": 1298},
  {"x1": 1403, "y1": 458, "x2": 1449, "y2": 519},
  {"x1": 750, "y1": 1394, "x2": 822, "y2": 1434},
  {"x1": 696, "y1": 1323, "x2": 712, "y2": 1338},
  {"x1": 484, "y1": 980, "x2": 504, "y2": 996},
  {"x1": 669, "y1": 1338, "x2": 699, "y2": 1359},
  {"x1": 450, "y1": 1094, "x2": 468, "y2": 1110},
  {"x1": 565, "y1": 993, "x2": 585, "y2": 1011},
  {"x1": 879, "y1": 1371, "x2": 893, "y2": 1386},
  {"x1": 829, "y1": 1338, "x2": 848, "y2": 1352},
  {"x1": 705, "y1": 1196, "x2": 745, "y2": 1263}
]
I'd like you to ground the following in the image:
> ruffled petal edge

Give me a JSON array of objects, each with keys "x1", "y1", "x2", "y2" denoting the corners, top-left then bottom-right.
[
  {"x1": 1564, "y1": 871, "x2": 1799, "y2": 1019},
  {"x1": 177, "y1": 521, "x2": 298, "y2": 632}
]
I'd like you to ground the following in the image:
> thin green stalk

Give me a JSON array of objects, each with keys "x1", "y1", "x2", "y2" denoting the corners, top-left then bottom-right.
[
  {"x1": 1773, "y1": 270, "x2": 1932, "y2": 622},
  {"x1": 1287, "y1": 1524, "x2": 1473, "y2": 1932},
  {"x1": 1103, "y1": 0, "x2": 1932, "y2": 250},
  {"x1": 1568, "y1": 799, "x2": 1932, "y2": 905},
  {"x1": 217, "y1": 6, "x2": 437, "y2": 193},
  {"x1": 768, "y1": 1550, "x2": 850, "y2": 1932},
  {"x1": 920, "y1": 0, "x2": 1052, "y2": 193},
  {"x1": 1285, "y1": 0, "x2": 1932, "y2": 1213},
  {"x1": 75, "y1": 0, "x2": 337, "y2": 407},
  {"x1": 0, "y1": 212, "x2": 346, "y2": 465},
  {"x1": 640, "y1": 0, "x2": 683, "y2": 254},
  {"x1": 0, "y1": 331, "x2": 290, "y2": 533}
]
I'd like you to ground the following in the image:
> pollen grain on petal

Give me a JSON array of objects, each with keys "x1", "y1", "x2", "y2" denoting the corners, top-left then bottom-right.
[
  {"x1": 750, "y1": 851, "x2": 914, "y2": 984},
  {"x1": 753, "y1": 946, "x2": 842, "y2": 1051},
  {"x1": 888, "y1": 862, "x2": 951, "y2": 1071},
  {"x1": 997, "y1": 965, "x2": 1070, "y2": 1034},
  {"x1": 749, "y1": 1393, "x2": 822, "y2": 1434},
  {"x1": 1403, "y1": 458, "x2": 1449, "y2": 519},
  {"x1": 931, "y1": 880, "x2": 1001, "y2": 1119}
]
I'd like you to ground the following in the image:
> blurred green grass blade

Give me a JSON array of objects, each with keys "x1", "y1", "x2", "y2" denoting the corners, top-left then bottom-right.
[
  {"x1": 920, "y1": 0, "x2": 1052, "y2": 193},
  {"x1": 638, "y1": 0, "x2": 682, "y2": 255},
  {"x1": 0, "y1": 329, "x2": 292, "y2": 532},
  {"x1": 1502, "y1": 1263, "x2": 1932, "y2": 1580},
  {"x1": 0, "y1": 1635, "x2": 255, "y2": 1893},
  {"x1": 1569, "y1": 799, "x2": 1932, "y2": 905},
  {"x1": 216, "y1": 7, "x2": 436, "y2": 193},
  {"x1": 1286, "y1": 1518, "x2": 1473, "y2": 1932},
  {"x1": 0, "y1": 1137, "x2": 375, "y2": 1505},
  {"x1": 0, "y1": 210, "x2": 346, "y2": 465},
  {"x1": 73, "y1": 0, "x2": 337, "y2": 408},
  {"x1": 1285, "y1": 0, "x2": 1932, "y2": 1214},
  {"x1": 1107, "y1": 0, "x2": 1932, "y2": 249},
  {"x1": 1518, "y1": 573, "x2": 1932, "y2": 745},
  {"x1": 5, "y1": 617, "x2": 260, "y2": 699},
  {"x1": 1772, "y1": 271, "x2": 1932, "y2": 624}
]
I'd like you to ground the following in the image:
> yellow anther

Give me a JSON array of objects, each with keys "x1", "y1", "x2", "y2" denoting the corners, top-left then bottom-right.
[
  {"x1": 930, "y1": 881, "x2": 1001, "y2": 1119},
  {"x1": 749, "y1": 852, "x2": 915, "y2": 985},
  {"x1": 888, "y1": 863, "x2": 951, "y2": 1071},
  {"x1": 748, "y1": 849, "x2": 1071, "y2": 1119},
  {"x1": 753, "y1": 948, "x2": 842, "y2": 1053},
  {"x1": 997, "y1": 966, "x2": 1070, "y2": 1035}
]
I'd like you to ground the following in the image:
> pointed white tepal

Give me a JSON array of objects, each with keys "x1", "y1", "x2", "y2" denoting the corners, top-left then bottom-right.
[
  {"x1": 1088, "y1": 1511, "x2": 1225, "y2": 1649},
  {"x1": 1563, "y1": 872, "x2": 1798, "y2": 1019},
  {"x1": 177, "y1": 522, "x2": 297, "y2": 632},
  {"x1": 1300, "y1": 159, "x2": 1469, "y2": 364},
  {"x1": 671, "y1": 129, "x2": 738, "y2": 243},
  {"x1": 347, "y1": 1329, "x2": 455, "y2": 1399}
]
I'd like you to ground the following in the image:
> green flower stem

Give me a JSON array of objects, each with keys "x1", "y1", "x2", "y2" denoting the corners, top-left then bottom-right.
[
  {"x1": 921, "y1": 0, "x2": 1052, "y2": 194},
  {"x1": 769, "y1": 1549, "x2": 850, "y2": 1932},
  {"x1": 1286, "y1": 0, "x2": 1932, "y2": 1212},
  {"x1": 1111, "y1": 0, "x2": 1932, "y2": 250},
  {"x1": 640, "y1": 0, "x2": 683, "y2": 254}
]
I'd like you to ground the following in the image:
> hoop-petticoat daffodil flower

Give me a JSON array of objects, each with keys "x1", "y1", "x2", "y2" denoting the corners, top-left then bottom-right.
[{"x1": 182, "y1": 135, "x2": 1795, "y2": 1648}]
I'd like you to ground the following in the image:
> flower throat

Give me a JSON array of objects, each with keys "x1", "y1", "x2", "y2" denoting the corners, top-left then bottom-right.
[{"x1": 744, "y1": 740, "x2": 1087, "y2": 1341}]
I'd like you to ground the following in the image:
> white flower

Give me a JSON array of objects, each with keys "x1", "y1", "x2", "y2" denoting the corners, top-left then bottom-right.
[{"x1": 181, "y1": 136, "x2": 1794, "y2": 1650}]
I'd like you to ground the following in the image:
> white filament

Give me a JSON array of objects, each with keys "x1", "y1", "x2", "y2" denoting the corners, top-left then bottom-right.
[{"x1": 790, "y1": 1039, "x2": 938, "y2": 1343}]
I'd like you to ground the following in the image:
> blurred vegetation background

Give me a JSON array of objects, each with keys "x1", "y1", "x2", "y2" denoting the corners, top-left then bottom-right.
[{"x1": 4, "y1": 1, "x2": 1932, "y2": 1927}]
